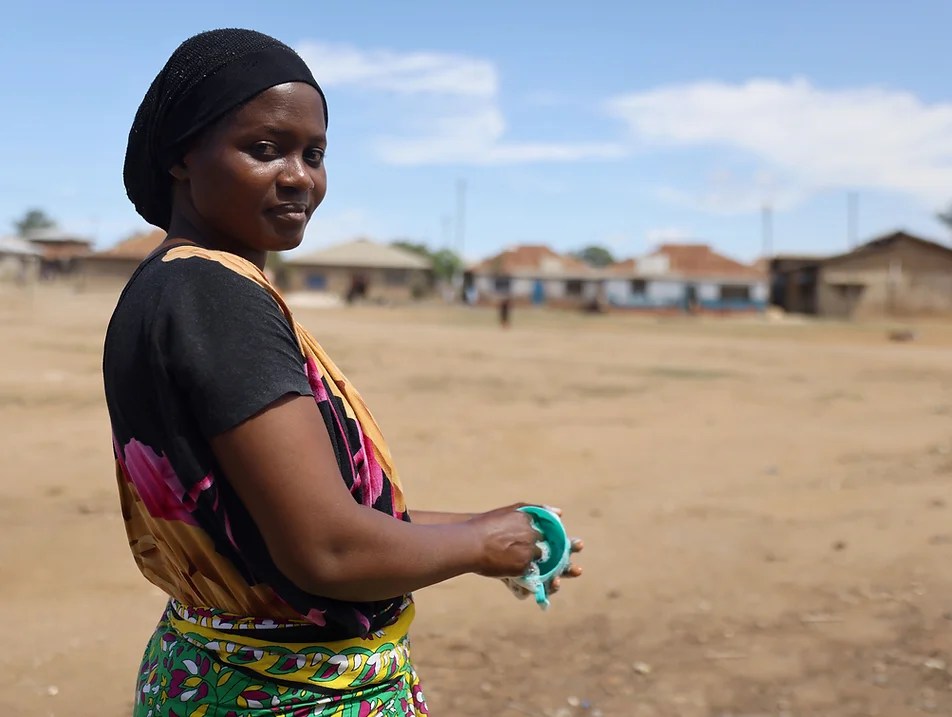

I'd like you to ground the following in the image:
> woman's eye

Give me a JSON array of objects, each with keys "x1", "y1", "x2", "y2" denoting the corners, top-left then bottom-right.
[
  {"x1": 306, "y1": 149, "x2": 325, "y2": 167},
  {"x1": 251, "y1": 142, "x2": 280, "y2": 158}
]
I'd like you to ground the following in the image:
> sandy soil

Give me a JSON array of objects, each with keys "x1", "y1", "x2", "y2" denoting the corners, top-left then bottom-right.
[{"x1": 1, "y1": 285, "x2": 950, "y2": 717}]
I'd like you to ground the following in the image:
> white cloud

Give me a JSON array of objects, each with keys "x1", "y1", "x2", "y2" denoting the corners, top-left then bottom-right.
[
  {"x1": 298, "y1": 42, "x2": 625, "y2": 166},
  {"x1": 298, "y1": 42, "x2": 496, "y2": 97},
  {"x1": 606, "y1": 77, "x2": 952, "y2": 207}
]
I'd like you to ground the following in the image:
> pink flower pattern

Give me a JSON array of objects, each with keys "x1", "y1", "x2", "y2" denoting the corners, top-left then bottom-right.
[
  {"x1": 305, "y1": 358, "x2": 389, "y2": 513},
  {"x1": 116, "y1": 437, "x2": 214, "y2": 526}
]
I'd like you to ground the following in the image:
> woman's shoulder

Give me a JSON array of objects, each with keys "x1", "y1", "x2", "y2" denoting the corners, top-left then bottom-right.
[
  {"x1": 121, "y1": 246, "x2": 278, "y2": 317},
  {"x1": 135, "y1": 245, "x2": 266, "y2": 291}
]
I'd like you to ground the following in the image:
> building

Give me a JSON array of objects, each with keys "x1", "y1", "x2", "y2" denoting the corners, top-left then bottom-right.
[
  {"x1": 23, "y1": 228, "x2": 94, "y2": 278},
  {"x1": 80, "y1": 229, "x2": 165, "y2": 287},
  {"x1": 605, "y1": 243, "x2": 768, "y2": 312},
  {"x1": 284, "y1": 238, "x2": 433, "y2": 302},
  {"x1": 771, "y1": 231, "x2": 952, "y2": 319},
  {"x1": 767, "y1": 254, "x2": 826, "y2": 315},
  {"x1": 465, "y1": 245, "x2": 600, "y2": 307},
  {"x1": 0, "y1": 236, "x2": 43, "y2": 283}
]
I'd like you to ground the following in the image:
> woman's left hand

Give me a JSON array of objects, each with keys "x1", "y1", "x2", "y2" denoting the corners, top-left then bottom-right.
[{"x1": 546, "y1": 536, "x2": 584, "y2": 596}]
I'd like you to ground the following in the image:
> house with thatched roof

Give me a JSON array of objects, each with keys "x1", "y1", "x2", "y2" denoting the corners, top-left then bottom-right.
[{"x1": 284, "y1": 238, "x2": 433, "y2": 302}]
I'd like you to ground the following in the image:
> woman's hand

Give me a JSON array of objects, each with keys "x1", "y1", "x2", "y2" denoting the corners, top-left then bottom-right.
[
  {"x1": 494, "y1": 505, "x2": 583, "y2": 599},
  {"x1": 467, "y1": 503, "x2": 543, "y2": 578},
  {"x1": 546, "y1": 537, "x2": 584, "y2": 595}
]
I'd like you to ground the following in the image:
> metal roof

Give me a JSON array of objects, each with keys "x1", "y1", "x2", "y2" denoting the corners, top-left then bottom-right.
[{"x1": 0, "y1": 236, "x2": 44, "y2": 257}]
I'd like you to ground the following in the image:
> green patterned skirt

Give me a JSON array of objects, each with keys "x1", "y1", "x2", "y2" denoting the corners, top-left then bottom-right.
[{"x1": 133, "y1": 599, "x2": 428, "y2": 716}]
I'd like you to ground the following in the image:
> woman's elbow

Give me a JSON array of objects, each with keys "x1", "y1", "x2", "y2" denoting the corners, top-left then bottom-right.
[{"x1": 273, "y1": 543, "x2": 380, "y2": 602}]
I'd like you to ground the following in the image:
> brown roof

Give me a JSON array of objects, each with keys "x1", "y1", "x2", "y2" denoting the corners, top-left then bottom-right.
[
  {"x1": 823, "y1": 230, "x2": 952, "y2": 268},
  {"x1": 95, "y1": 229, "x2": 165, "y2": 260},
  {"x1": 606, "y1": 258, "x2": 637, "y2": 276},
  {"x1": 650, "y1": 243, "x2": 762, "y2": 278},
  {"x1": 608, "y1": 244, "x2": 764, "y2": 279},
  {"x1": 469, "y1": 245, "x2": 594, "y2": 276}
]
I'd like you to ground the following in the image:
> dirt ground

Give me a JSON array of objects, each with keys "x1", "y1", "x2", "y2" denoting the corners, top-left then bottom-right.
[{"x1": 1, "y1": 285, "x2": 951, "y2": 717}]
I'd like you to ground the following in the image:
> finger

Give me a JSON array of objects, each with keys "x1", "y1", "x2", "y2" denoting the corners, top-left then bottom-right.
[
  {"x1": 532, "y1": 543, "x2": 544, "y2": 560},
  {"x1": 562, "y1": 563, "x2": 583, "y2": 578},
  {"x1": 542, "y1": 504, "x2": 563, "y2": 516},
  {"x1": 570, "y1": 538, "x2": 584, "y2": 553},
  {"x1": 548, "y1": 577, "x2": 561, "y2": 593}
]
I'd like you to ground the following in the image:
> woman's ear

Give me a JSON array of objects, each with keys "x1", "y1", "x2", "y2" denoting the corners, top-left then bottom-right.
[{"x1": 169, "y1": 162, "x2": 189, "y2": 181}]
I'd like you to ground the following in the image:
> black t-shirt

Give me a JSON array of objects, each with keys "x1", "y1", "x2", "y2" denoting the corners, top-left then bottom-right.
[{"x1": 103, "y1": 246, "x2": 405, "y2": 639}]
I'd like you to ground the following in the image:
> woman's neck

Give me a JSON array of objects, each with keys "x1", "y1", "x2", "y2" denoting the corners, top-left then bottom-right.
[{"x1": 165, "y1": 212, "x2": 268, "y2": 270}]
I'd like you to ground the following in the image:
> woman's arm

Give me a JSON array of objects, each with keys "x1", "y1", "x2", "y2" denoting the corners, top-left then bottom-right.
[
  {"x1": 212, "y1": 394, "x2": 541, "y2": 603},
  {"x1": 409, "y1": 510, "x2": 474, "y2": 525}
]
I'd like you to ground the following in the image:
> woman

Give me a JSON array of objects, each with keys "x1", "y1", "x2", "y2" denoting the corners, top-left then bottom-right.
[{"x1": 104, "y1": 29, "x2": 581, "y2": 716}]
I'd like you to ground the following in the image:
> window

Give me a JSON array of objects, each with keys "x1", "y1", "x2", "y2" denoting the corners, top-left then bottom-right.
[
  {"x1": 306, "y1": 273, "x2": 326, "y2": 290},
  {"x1": 630, "y1": 279, "x2": 647, "y2": 295},
  {"x1": 565, "y1": 279, "x2": 584, "y2": 296},
  {"x1": 494, "y1": 276, "x2": 511, "y2": 293},
  {"x1": 384, "y1": 269, "x2": 409, "y2": 286},
  {"x1": 720, "y1": 284, "x2": 751, "y2": 301}
]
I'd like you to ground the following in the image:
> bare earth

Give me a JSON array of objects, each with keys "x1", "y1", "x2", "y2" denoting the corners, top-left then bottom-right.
[{"x1": 1, "y1": 286, "x2": 951, "y2": 717}]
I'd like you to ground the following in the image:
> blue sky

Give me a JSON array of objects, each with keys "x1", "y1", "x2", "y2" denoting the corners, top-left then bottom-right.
[{"x1": 2, "y1": 0, "x2": 951, "y2": 261}]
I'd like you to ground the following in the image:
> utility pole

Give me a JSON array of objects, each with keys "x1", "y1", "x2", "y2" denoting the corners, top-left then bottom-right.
[
  {"x1": 455, "y1": 179, "x2": 467, "y2": 260},
  {"x1": 761, "y1": 203, "x2": 773, "y2": 258},
  {"x1": 441, "y1": 215, "x2": 453, "y2": 249},
  {"x1": 454, "y1": 179, "x2": 467, "y2": 288},
  {"x1": 847, "y1": 191, "x2": 858, "y2": 249}
]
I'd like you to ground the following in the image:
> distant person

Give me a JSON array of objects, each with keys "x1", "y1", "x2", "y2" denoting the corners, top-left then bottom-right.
[
  {"x1": 500, "y1": 296, "x2": 512, "y2": 328},
  {"x1": 104, "y1": 29, "x2": 581, "y2": 717}
]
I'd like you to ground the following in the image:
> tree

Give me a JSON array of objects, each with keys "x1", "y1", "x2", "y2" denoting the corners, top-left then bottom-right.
[
  {"x1": 390, "y1": 239, "x2": 431, "y2": 259},
  {"x1": 390, "y1": 240, "x2": 463, "y2": 283},
  {"x1": 430, "y1": 248, "x2": 464, "y2": 282},
  {"x1": 15, "y1": 208, "x2": 56, "y2": 236},
  {"x1": 574, "y1": 245, "x2": 616, "y2": 268}
]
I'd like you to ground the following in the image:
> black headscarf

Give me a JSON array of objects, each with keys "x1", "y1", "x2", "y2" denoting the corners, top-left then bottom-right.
[{"x1": 123, "y1": 29, "x2": 327, "y2": 230}]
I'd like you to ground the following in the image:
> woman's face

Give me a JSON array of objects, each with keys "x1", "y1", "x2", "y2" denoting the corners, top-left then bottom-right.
[{"x1": 173, "y1": 82, "x2": 327, "y2": 259}]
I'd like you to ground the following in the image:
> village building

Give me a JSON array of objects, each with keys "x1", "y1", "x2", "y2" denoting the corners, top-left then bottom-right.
[
  {"x1": 284, "y1": 238, "x2": 433, "y2": 302},
  {"x1": 0, "y1": 236, "x2": 43, "y2": 283},
  {"x1": 605, "y1": 243, "x2": 767, "y2": 312},
  {"x1": 80, "y1": 229, "x2": 165, "y2": 287},
  {"x1": 770, "y1": 230, "x2": 952, "y2": 318},
  {"x1": 464, "y1": 245, "x2": 600, "y2": 307},
  {"x1": 23, "y1": 228, "x2": 94, "y2": 278}
]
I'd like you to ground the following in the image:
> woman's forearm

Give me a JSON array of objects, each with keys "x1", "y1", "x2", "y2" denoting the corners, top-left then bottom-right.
[
  {"x1": 287, "y1": 506, "x2": 484, "y2": 602},
  {"x1": 409, "y1": 510, "x2": 475, "y2": 525}
]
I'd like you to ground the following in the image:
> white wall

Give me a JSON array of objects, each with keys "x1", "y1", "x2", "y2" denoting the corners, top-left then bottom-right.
[
  {"x1": 512, "y1": 278, "x2": 533, "y2": 297},
  {"x1": 647, "y1": 280, "x2": 685, "y2": 302},
  {"x1": 608, "y1": 278, "x2": 769, "y2": 307},
  {"x1": 697, "y1": 282, "x2": 719, "y2": 301},
  {"x1": 604, "y1": 279, "x2": 630, "y2": 304},
  {"x1": 750, "y1": 281, "x2": 768, "y2": 302}
]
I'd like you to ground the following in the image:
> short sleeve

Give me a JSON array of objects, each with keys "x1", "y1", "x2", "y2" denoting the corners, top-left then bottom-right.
[{"x1": 154, "y1": 257, "x2": 313, "y2": 439}]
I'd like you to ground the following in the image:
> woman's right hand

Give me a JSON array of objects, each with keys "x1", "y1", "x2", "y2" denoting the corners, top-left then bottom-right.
[{"x1": 468, "y1": 504, "x2": 543, "y2": 578}]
